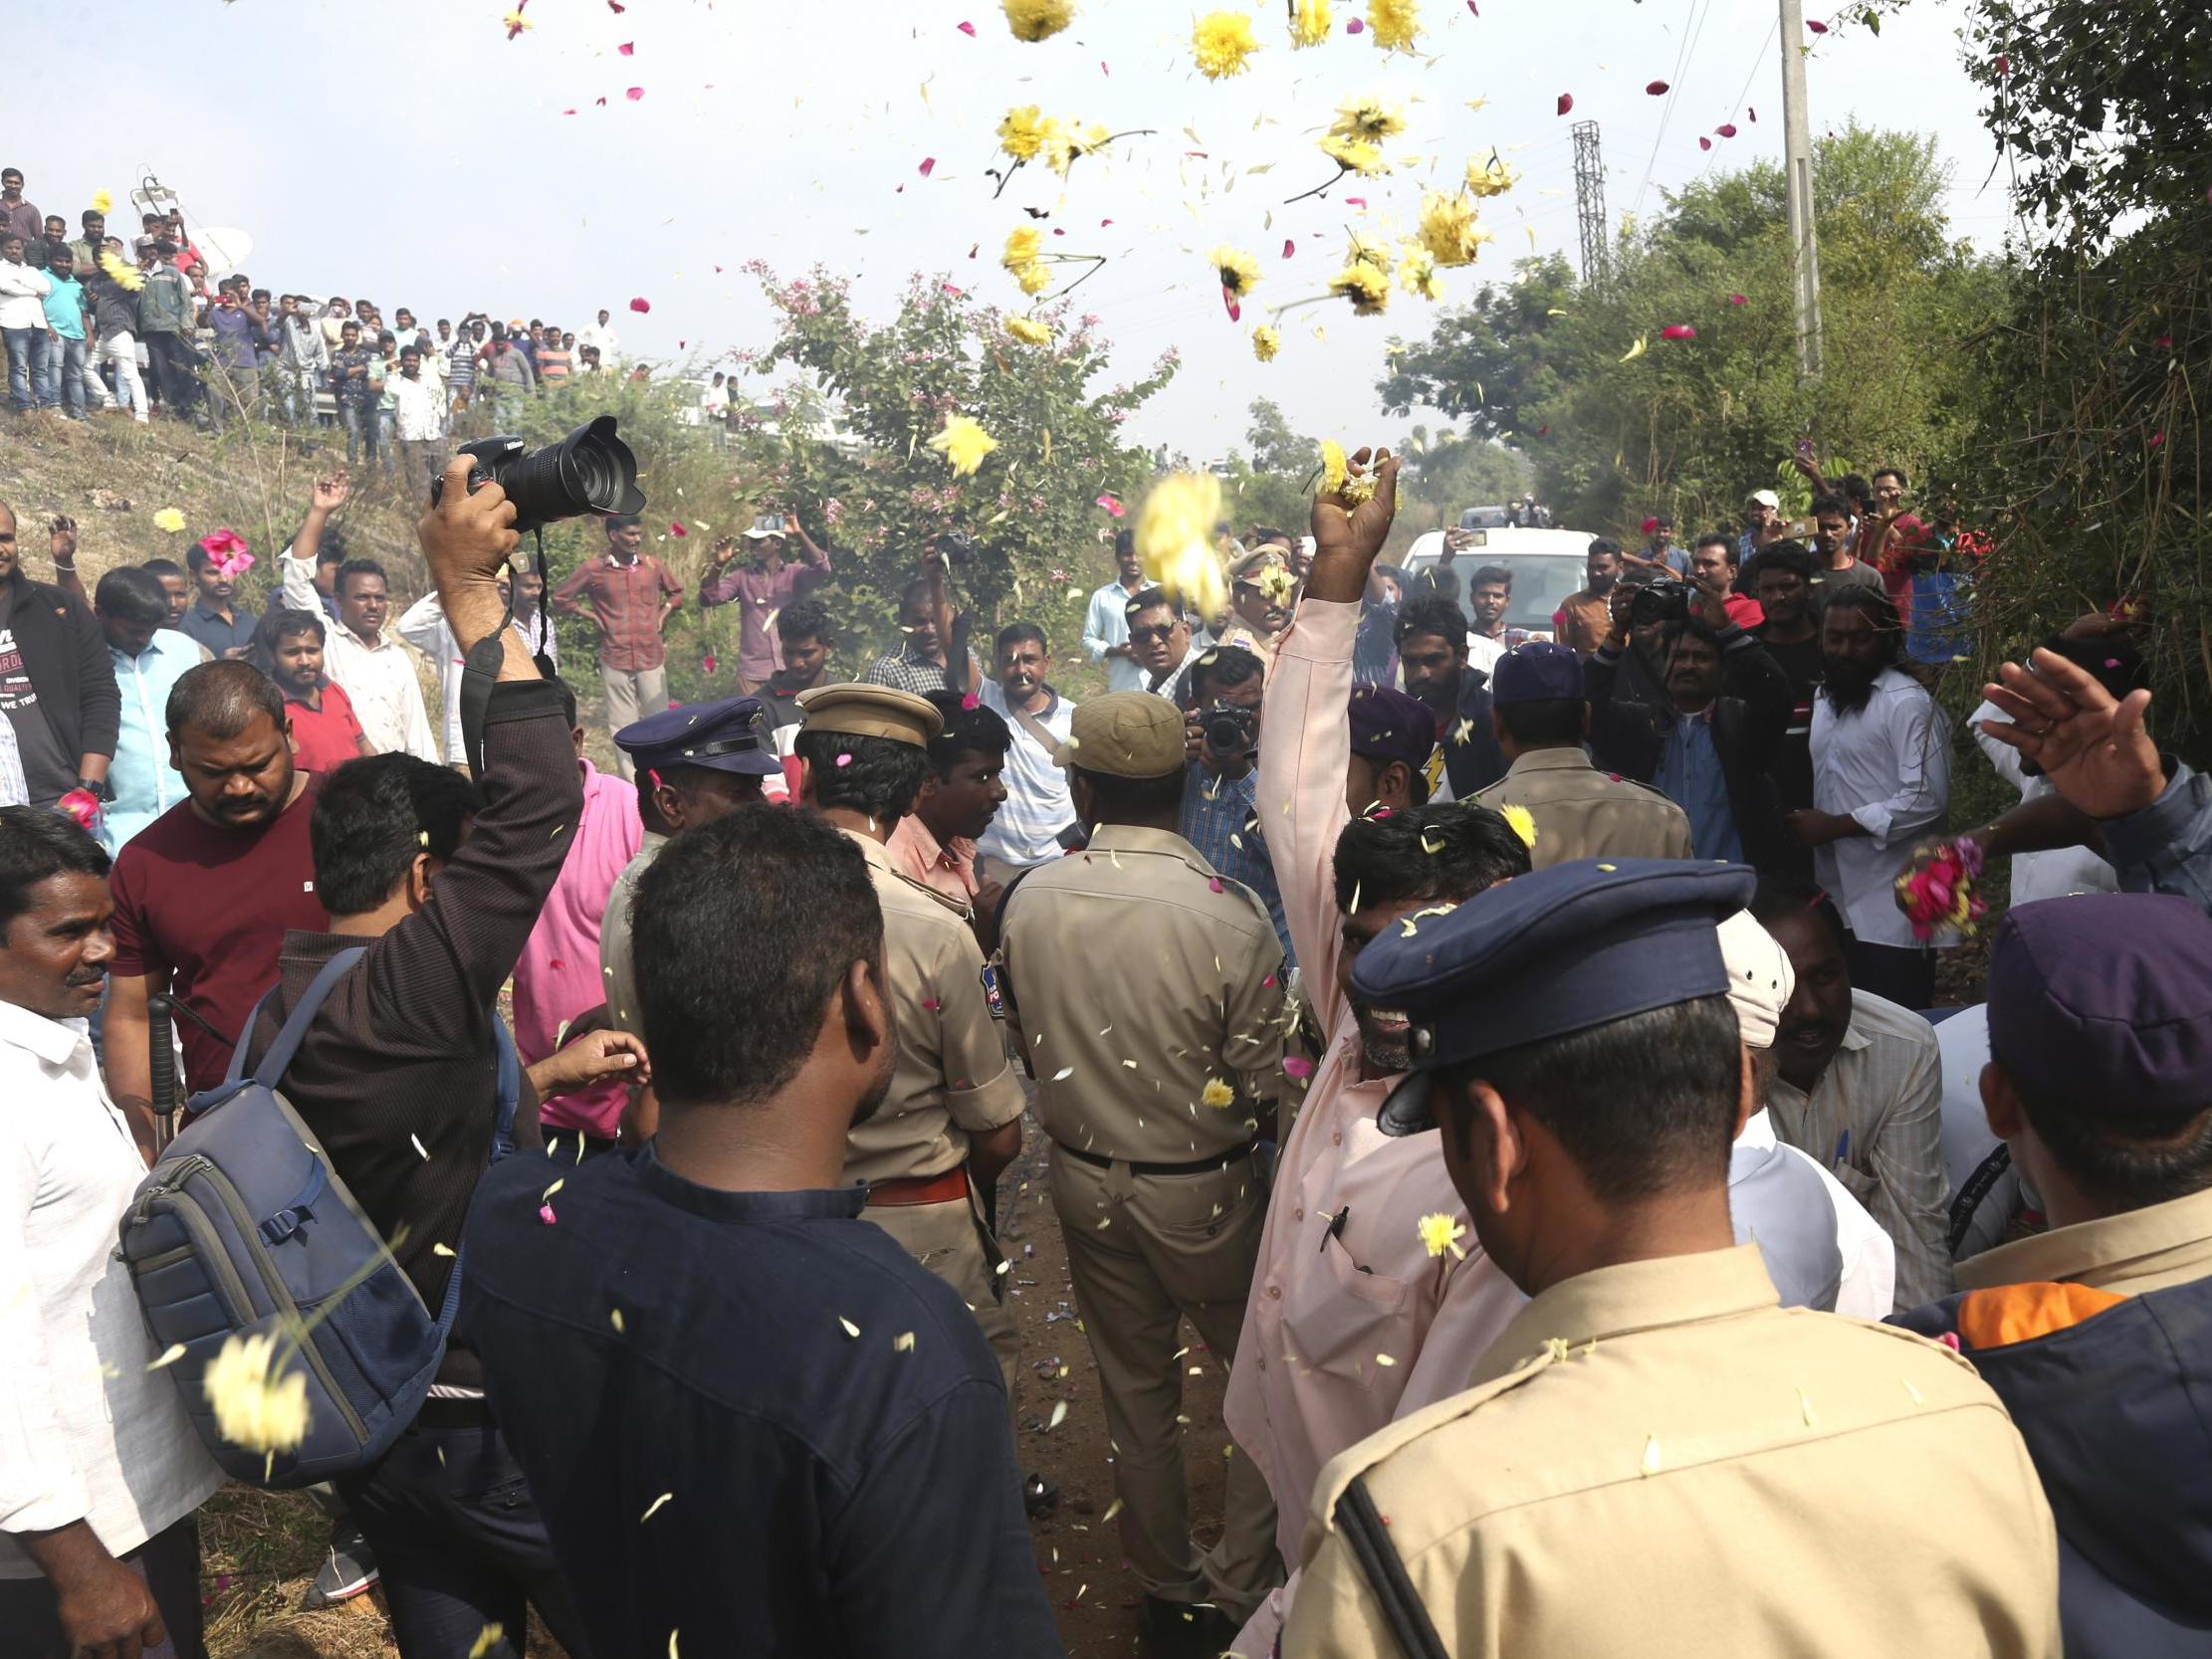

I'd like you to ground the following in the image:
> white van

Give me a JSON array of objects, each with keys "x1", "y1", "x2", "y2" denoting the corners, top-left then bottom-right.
[{"x1": 1397, "y1": 526, "x2": 1599, "y2": 641}]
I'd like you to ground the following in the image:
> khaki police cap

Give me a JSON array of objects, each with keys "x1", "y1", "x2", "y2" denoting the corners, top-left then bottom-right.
[
  {"x1": 794, "y1": 683, "x2": 944, "y2": 747},
  {"x1": 1055, "y1": 692, "x2": 1186, "y2": 778}
]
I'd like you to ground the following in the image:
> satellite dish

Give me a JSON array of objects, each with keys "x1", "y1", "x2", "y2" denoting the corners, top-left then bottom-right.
[{"x1": 192, "y1": 227, "x2": 255, "y2": 280}]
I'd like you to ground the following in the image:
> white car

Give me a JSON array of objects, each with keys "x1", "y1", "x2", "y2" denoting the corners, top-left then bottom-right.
[{"x1": 1397, "y1": 526, "x2": 1601, "y2": 642}]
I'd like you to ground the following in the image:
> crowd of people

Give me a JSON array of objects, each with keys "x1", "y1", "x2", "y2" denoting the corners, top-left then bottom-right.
[
  {"x1": 0, "y1": 165, "x2": 634, "y2": 487},
  {"x1": 7, "y1": 181, "x2": 2212, "y2": 1659}
]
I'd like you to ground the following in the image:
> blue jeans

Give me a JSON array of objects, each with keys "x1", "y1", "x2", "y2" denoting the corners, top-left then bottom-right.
[
  {"x1": 45, "y1": 334, "x2": 88, "y2": 415},
  {"x1": 336, "y1": 1415, "x2": 590, "y2": 1659},
  {"x1": 340, "y1": 400, "x2": 380, "y2": 468},
  {"x1": 3, "y1": 325, "x2": 45, "y2": 410}
]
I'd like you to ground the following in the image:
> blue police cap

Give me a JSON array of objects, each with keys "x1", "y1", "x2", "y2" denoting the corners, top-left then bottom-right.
[
  {"x1": 1490, "y1": 640, "x2": 1584, "y2": 705},
  {"x1": 1356, "y1": 857, "x2": 1756, "y2": 1136},
  {"x1": 614, "y1": 695, "x2": 781, "y2": 778},
  {"x1": 1987, "y1": 893, "x2": 2212, "y2": 1118}
]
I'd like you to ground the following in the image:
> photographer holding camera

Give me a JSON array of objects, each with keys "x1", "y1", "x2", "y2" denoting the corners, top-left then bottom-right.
[
  {"x1": 1586, "y1": 561, "x2": 1795, "y2": 871},
  {"x1": 1177, "y1": 645, "x2": 1291, "y2": 965}
]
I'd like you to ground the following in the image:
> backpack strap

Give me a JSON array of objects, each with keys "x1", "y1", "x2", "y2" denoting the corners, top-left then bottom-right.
[
  {"x1": 429, "y1": 1015, "x2": 525, "y2": 1343},
  {"x1": 247, "y1": 947, "x2": 369, "y2": 1092}
]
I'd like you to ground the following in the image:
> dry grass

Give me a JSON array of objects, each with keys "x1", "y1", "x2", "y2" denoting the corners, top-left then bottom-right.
[{"x1": 198, "y1": 1488, "x2": 396, "y2": 1659}]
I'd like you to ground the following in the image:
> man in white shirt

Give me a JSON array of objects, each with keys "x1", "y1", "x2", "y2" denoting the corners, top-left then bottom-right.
[
  {"x1": 976, "y1": 623, "x2": 1076, "y2": 886},
  {"x1": 1752, "y1": 876, "x2": 1953, "y2": 1311},
  {"x1": 1081, "y1": 530, "x2": 1149, "y2": 694},
  {"x1": 397, "y1": 571, "x2": 558, "y2": 771},
  {"x1": 387, "y1": 346, "x2": 446, "y2": 505},
  {"x1": 1787, "y1": 585, "x2": 1951, "y2": 1010},
  {"x1": 575, "y1": 309, "x2": 620, "y2": 367},
  {"x1": 1717, "y1": 909, "x2": 1896, "y2": 1317},
  {"x1": 0, "y1": 808, "x2": 223, "y2": 1655},
  {"x1": 322, "y1": 558, "x2": 440, "y2": 762}
]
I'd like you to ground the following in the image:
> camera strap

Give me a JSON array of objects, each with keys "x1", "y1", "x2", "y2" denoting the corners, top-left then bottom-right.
[{"x1": 458, "y1": 528, "x2": 554, "y2": 777}]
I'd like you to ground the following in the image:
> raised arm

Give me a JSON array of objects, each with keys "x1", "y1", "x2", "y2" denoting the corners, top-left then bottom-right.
[{"x1": 1259, "y1": 447, "x2": 1401, "y2": 1020}]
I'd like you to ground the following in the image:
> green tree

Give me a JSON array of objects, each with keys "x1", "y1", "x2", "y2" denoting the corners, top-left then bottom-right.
[
  {"x1": 728, "y1": 266, "x2": 1177, "y2": 672},
  {"x1": 1217, "y1": 398, "x2": 1316, "y2": 535}
]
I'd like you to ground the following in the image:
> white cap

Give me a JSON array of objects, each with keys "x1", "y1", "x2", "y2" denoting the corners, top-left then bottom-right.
[
  {"x1": 1717, "y1": 909, "x2": 1794, "y2": 1050},
  {"x1": 1746, "y1": 489, "x2": 1781, "y2": 511}
]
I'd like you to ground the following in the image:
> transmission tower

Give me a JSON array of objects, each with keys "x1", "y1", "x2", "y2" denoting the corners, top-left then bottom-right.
[{"x1": 1572, "y1": 120, "x2": 1610, "y2": 284}]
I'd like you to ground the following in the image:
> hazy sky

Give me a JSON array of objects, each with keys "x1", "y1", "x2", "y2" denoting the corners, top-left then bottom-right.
[{"x1": 11, "y1": 0, "x2": 2013, "y2": 457}]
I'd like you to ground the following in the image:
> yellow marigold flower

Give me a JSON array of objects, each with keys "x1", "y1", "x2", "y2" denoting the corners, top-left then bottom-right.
[
  {"x1": 1046, "y1": 120, "x2": 1111, "y2": 176},
  {"x1": 1193, "y1": 10, "x2": 1261, "y2": 80},
  {"x1": 1330, "y1": 95, "x2": 1407, "y2": 144},
  {"x1": 203, "y1": 1332, "x2": 311, "y2": 1454},
  {"x1": 1002, "y1": 226, "x2": 1044, "y2": 271},
  {"x1": 1137, "y1": 471, "x2": 1228, "y2": 620},
  {"x1": 1320, "y1": 440, "x2": 1349, "y2": 496},
  {"x1": 1006, "y1": 316, "x2": 1053, "y2": 345},
  {"x1": 1345, "y1": 230, "x2": 1393, "y2": 273},
  {"x1": 1330, "y1": 263, "x2": 1392, "y2": 314},
  {"x1": 997, "y1": 105, "x2": 1049, "y2": 162},
  {"x1": 1418, "y1": 190, "x2": 1491, "y2": 267},
  {"x1": 1002, "y1": 0, "x2": 1075, "y2": 42},
  {"x1": 928, "y1": 414, "x2": 999, "y2": 477},
  {"x1": 1418, "y1": 1211, "x2": 1467, "y2": 1259},
  {"x1": 1201, "y1": 1077, "x2": 1236, "y2": 1110},
  {"x1": 1317, "y1": 133, "x2": 1388, "y2": 176},
  {"x1": 91, "y1": 188, "x2": 113, "y2": 215},
  {"x1": 1014, "y1": 262, "x2": 1054, "y2": 296},
  {"x1": 1398, "y1": 243, "x2": 1444, "y2": 301},
  {"x1": 1369, "y1": 0, "x2": 1422, "y2": 53},
  {"x1": 1500, "y1": 804, "x2": 1538, "y2": 850},
  {"x1": 152, "y1": 507, "x2": 185, "y2": 533},
  {"x1": 1211, "y1": 244, "x2": 1262, "y2": 300},
  {"x1": 1465, "y1": 146, "x2": 1519, "y2": 198},
  {"x1": 100, "y1": 248, "x2": 145, "y2": 293},
  {"x1": 1290, "y1": 0, "x2": 1333, "y2": 46},
  {"x1": 1251, "y1": 323, "x2": 1281, "y2": 362}
]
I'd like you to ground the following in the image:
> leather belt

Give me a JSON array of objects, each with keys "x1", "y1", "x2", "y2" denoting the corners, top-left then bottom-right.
[
  {"x1": 865, "y1": 1166, "x2": 972, "y2": 1207},
  {"x1": 1057, "y1": 1142, "x2": 1253, "y2": 1177}
]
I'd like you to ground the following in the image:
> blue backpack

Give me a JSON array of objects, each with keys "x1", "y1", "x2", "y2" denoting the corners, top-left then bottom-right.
[{"x1": 118, "y1": 947, "x2": 517, "y2": 1488}]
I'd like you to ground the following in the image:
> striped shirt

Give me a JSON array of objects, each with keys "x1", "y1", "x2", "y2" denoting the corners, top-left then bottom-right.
[
  {"x1": 1177, "y1": 761, "x2": 1293, "y2": 967},
  {"x1": 975, "y1": 681, "x2": 1076, "y2": 868},
  {"x1": 1765, "y1": 987, "x2": 1952, "y2": 1312},
  {"x1": 861, "y1": 641, "x2": 957, "y2": 695}
]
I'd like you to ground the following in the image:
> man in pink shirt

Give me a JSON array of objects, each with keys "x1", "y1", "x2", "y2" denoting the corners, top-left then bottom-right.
[
  {"x1": 512, "y1": 678, "x2": 645, "y2": 1156},
  {"x1": 697, "y1": 516, "x2": 833, "y2": 695},
  {"x1": 886, "y1": 691, "x2": 1009, "y2": 920},
  {"x1": 1228, "y1": 446, "x2": 1534, "y2": 1653}
]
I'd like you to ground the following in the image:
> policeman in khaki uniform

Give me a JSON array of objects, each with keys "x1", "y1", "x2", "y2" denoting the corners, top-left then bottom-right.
[
  {"x1": 1283, "y1": 858, "x2": 2062, "y2": 1659},
  {"x1": 791, "y1": 685, "x2": 1027, "y2": 1400},
  {"x1": 997, "y1": 693, "x2": 1285, "y2": 1655},
  {"x1": 1470, "y1": 641, "x2": 1693, "y2": 867}
]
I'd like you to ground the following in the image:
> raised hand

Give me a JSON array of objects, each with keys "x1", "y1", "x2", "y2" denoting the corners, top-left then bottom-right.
[
  {"x1": 313, "y1": 471, "x2": 351, "y2": 514},
  {"x1": 1979, "y1": 647, "x2": 2162, "y2": 821},
  {"x1": 1310, "y1": 446, "x2": 1400, "y2": 568},
  {"x1": 48, "y1": 515, "x2": 77, "y2": 564}
]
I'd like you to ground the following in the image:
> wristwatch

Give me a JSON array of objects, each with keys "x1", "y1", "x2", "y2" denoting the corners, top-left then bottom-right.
[{"x1": 76, "y1": 776, "x2": 114, "y2": 804}]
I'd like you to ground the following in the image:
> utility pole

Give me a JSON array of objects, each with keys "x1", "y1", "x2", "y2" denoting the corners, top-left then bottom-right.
[
  {"x1": 1572, "y1": 120, "x2": 1610, "y2": 284},
  {"x1": 1778, "y1": 0, "x2": 1825, "y2": 380}
]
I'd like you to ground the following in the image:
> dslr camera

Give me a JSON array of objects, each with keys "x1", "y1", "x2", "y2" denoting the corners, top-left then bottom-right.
[
  {"x1": 429, "y1": 414, "x2": 646, "y2": 534},
  {"x1": 1629, "y1": 578, "x2": 1693, "y2": 630},
  {"x1": 934, "y1": 530, "x2": 980, "y2": 568},
  {"x1": 1201, "y1": 702, "x2": 1259, "y2": 763}
]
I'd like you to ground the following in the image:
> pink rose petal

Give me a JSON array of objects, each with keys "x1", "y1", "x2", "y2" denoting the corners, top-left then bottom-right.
[
  {"x1": 1557, "y1": 92, "x2": 1574, "y2": 115},
  {"x1": 1647, "y1": 80, "x2": 1670, "y2": 95},
  {"x1": 1699, "y1": 136, "x2": 1712, "y2": 150},
  {"x1": 1729, "y1": 293, "x2": 1748, "y2": 305},
  {"x1": 957, "y1": 18, "x2": 976, "y2": 33},
  {"x1": 1660, "y1": 323, "x2": 1697, "y2": 340},
  {"x1": 618, "y1": 40, "x2": 634, "y2": 54},
  {"x1": 625, "y1": 86, "x2": 644, "y2": 101},
  {"x1": 1282, "y1": 1056, "x2": 1316, "y2": 1080},
  {"x1": 1806, "y1": 17, "x2": 1829, "y2": 32},
  {"x1": 919, "y1": 156, "x2": 936, "y2": 176},
  {"x1": 540, "y1": 1204, "x2": 558, "y2": 1224},
  {"x1": 1717, "y1": 121, "x2": 1738, "y2": 137},
  {"x1": 1282, "y1": 238, "x2": 1295, "y2": 257},
  {"x1": 1096, "y1": 493, "x2": 1126, "y2": 518},
  {"x1": 1346, "y1": 15, "x2": 1365, "y2": 30},
  {"x1": 629, "y1": 296, "x2": 651, "y2": 312}
]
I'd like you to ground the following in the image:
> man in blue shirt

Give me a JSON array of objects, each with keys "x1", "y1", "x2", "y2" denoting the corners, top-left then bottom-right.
[
  {"x1": 36, "y1": 245, "x2": 89, "y2": 420},
  {"x1": 464, "y1": 805, "x2": 1063, "y2": 1659},
  {"x1": 1178, "y1": 644, "x2": 1293, "y2": 965},
  {"x1": 91, "y1": 568, "x2": 193, "y2": 850}
]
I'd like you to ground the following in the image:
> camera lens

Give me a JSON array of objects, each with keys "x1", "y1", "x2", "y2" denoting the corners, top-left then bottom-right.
[{"x1": 482, "y1": 415, "x2": 648, "y2": 534}]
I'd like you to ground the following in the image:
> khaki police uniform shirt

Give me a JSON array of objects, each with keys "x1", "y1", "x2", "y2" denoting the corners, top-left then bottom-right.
[
  {"x1": 1470, "y1": 746, "x2": 1694, "y2": 869},
  {"x1": 838, "y1": 828, "x2": 1025, "y2": 1186},
  {"x1": 1285, "y1": 1244, "x2": 2061, "y2": 1659},
  {"x1": 999, "y1": 823, "x2": 1286, "y2": 1163},
  {"x1": 598, "y1": 831, "x2": 667, "y2": 1039}
]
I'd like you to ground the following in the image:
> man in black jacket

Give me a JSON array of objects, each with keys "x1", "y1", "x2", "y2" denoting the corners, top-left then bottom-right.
[
  {"x1": 0, "y1": 501, "x2": 118, "y2": 812},
  {"x1": 1586, "y1": 571, "x2": 1793, "y2": 872},
  {"x1": 1394, "y1": 593, "x2": 1506, "y2": 801}
]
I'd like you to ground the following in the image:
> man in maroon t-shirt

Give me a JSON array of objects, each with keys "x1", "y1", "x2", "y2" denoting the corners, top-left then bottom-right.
[{"x1": 104, "y1": 660, "x2": 328, "y2": 1157}]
